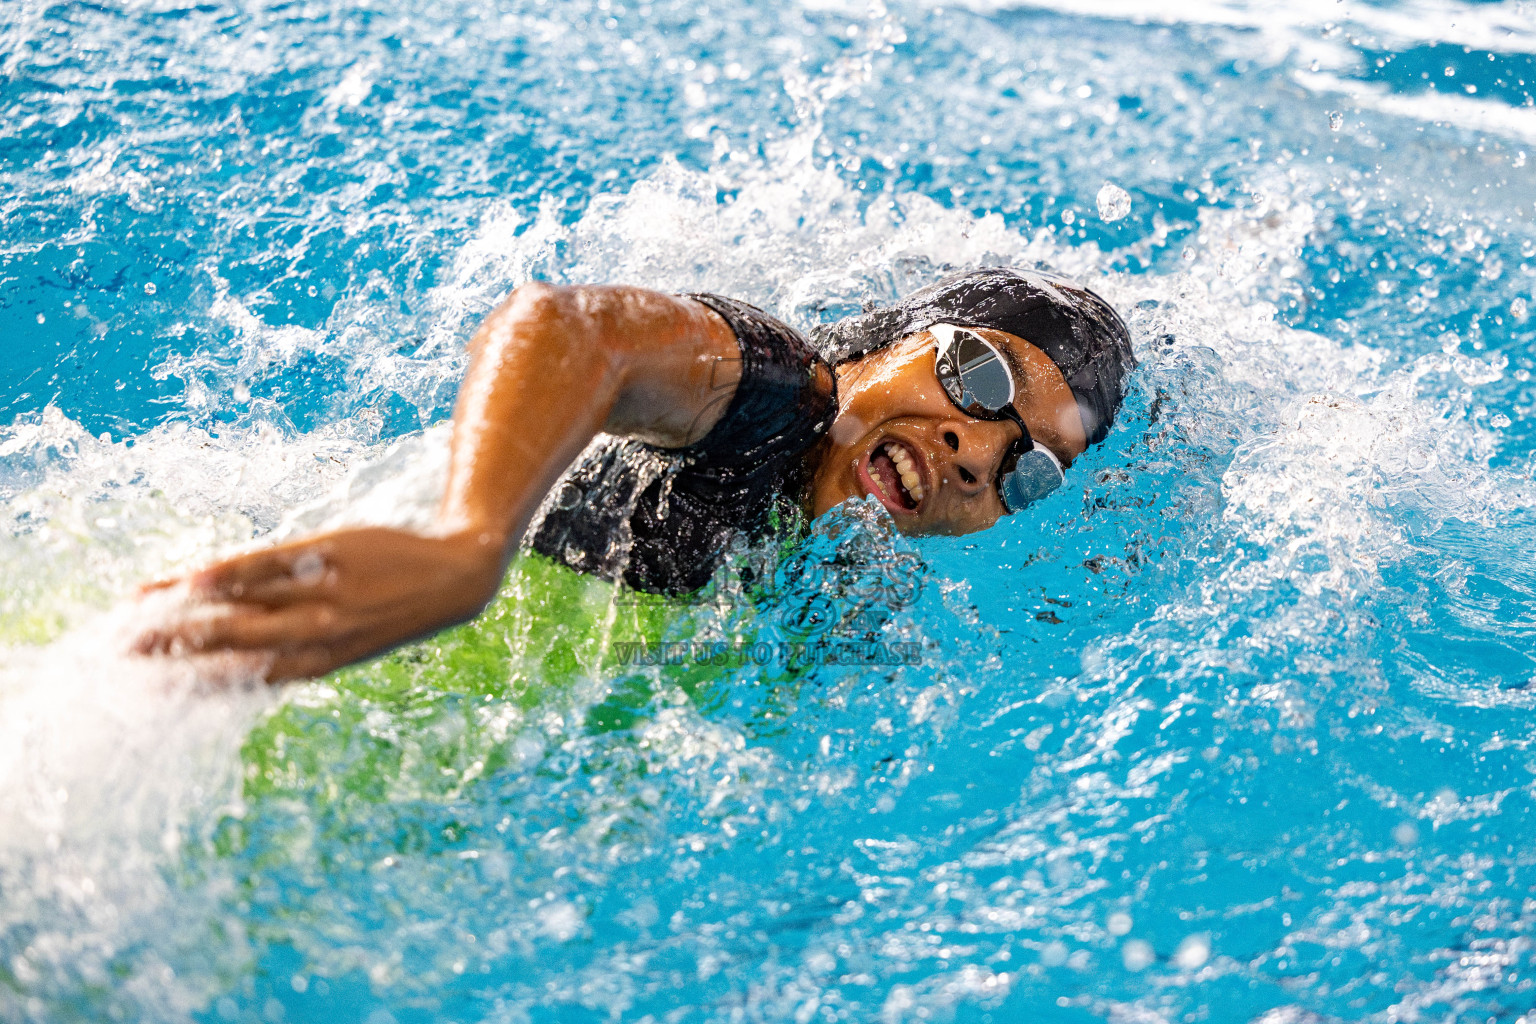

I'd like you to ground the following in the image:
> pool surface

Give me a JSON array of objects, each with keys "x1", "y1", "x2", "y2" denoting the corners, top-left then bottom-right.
[{"x1": 3, "y1": 0, "x2": 1536, "y2": 1021}]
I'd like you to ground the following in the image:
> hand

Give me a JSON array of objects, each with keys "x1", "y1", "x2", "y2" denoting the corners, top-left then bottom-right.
[{"x1": 133, "y1": 527, "x2": 505, "y2": 683}]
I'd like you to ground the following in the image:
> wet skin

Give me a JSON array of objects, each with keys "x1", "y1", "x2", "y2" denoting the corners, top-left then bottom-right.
[
  {"x1": 134, "y1": 286, "x2": 1088, "y2": 682},
  {"x1": 807, "y1": 328, "x2": 1088, "y2": 534}
]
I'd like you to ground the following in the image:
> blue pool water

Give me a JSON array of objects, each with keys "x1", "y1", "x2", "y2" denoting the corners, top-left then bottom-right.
[{"x1": 4, "y1": 0, "x2": 1536, "y2": 1021}]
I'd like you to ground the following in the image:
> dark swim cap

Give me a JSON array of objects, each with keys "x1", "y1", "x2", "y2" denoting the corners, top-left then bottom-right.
[{"x1": 811, "y1": 267, "x2": 1136, "y2": 445}]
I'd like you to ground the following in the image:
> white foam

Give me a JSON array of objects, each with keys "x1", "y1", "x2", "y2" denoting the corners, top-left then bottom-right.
[
  {"x1": 1299, "y1": 69, "x2": 1536, "y2": 147},
  {"x1": 0, "y1": 609, "x2": 274, "y2": 1022},
  {"x1": 934, "y1": 0, "x2": 1536, "y2": 58}
]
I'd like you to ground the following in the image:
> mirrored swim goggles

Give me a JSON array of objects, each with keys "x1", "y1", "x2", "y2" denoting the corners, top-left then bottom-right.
[{"x1": 930, "y1": 322, "x2": 1065, "y2": 513}]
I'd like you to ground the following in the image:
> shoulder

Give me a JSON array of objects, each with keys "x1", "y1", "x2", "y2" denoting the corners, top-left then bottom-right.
[
  {"x1": 683, "y1": 293, "x2": 823, "y2": 368},
  {"x1": 678, "y1": 293, "x2": 836, "y2": 463}
]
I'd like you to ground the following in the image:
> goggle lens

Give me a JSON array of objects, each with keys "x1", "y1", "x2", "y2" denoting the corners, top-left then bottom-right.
[
  {"x1": 932, "y1": 323, "x2": 1066, "y2": 513},
  {"x1": 998, "y1": 444, "x2": 1064, "y2": 513},
  {"x1": 934, "y1": 327, "x2": 1015, "y2": 417}
]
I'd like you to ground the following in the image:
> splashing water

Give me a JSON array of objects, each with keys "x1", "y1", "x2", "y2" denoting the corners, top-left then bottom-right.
[
  {"x1": 3, "y1": 0, "x2": 1536, "y2": 1022},
  {"x1": 1096, "y1": 182, "x2": 1131, "y2": 223}
]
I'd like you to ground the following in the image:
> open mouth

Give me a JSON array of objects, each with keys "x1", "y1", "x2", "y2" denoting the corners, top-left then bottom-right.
[{"x1": 863, "y1": 438, "x2": 927, "y2": 514}]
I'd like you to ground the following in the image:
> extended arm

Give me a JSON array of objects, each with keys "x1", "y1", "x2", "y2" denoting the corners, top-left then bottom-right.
[{"x1": 135, "y1": 284, "x2": 742, "y2": 682}]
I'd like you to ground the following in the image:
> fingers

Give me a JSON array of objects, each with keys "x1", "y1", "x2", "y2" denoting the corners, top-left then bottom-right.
[
  {"x1": 201, "y1": 603, "x2": 348, "y2": 652},
  {"x1": 136, "y1": 603, "x2": 348, "y2": 656},
  {"x1": 192, "y1": 543, "x2": 335, "y2": 606},
  {"x1": 175, "y1": 625, "x2": 380, "y2": 685}
]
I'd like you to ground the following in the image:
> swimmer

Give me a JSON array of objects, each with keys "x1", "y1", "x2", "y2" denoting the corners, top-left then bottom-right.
[{"x1": 134, "y1": 268, "x2": 1134, "y2": 681}]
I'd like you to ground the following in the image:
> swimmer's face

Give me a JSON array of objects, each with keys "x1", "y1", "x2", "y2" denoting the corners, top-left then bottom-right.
[{"x1": 807, "y1": 328, "x2": 1088, "y2": 535}]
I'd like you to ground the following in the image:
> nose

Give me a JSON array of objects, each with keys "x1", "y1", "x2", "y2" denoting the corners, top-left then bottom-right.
[{"x1": 937, "y1": 417, "x2": 1020, "y2": 494}]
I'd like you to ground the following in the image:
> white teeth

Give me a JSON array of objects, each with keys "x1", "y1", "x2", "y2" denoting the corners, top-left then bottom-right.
[{"x1": 882, "y1": 443, "x2": 925, "y2": 504}]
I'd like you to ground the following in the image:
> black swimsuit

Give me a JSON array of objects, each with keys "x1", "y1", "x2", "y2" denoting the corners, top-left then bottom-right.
[{"x1": 527, "y1": 294, "x2": 837, "y2": 595}]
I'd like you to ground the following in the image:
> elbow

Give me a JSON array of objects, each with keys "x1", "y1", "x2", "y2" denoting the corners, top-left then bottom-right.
[
  {"x1": 469, "y1": 282, "x2": 571, "y2": 359},
  {"x1": 475, "y1": 283, "x2": 625, "y2": 379},
  {"x1": 504, "y1": 280, "x2": 565, "y2": 318},
  {"x1": 491, "y1": 280, "x2": 565, "y2": 333}
]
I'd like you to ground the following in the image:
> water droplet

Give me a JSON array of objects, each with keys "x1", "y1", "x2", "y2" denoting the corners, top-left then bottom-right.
[
  {"x1": 536, "y1": 900, "x2": 582, "y2": 941},
  {"x1": 144, "y1": 282, "x2": 157, "y2": 295},
  {"x1": 1174, "y1": 933, "x2": 1210, "y2": 969},
  {"x1": 1096, "y1": 181, "x2": 1131, "y2": 222},
  {"x1": 1328, "y1": 111, "x2": 1343, "y2": 131},
  {"x1": 290, "y1": 550, "x2": 328, "y2": 586},
  {"x1": 1107, "y1": 912, "x2": 1133, "y2": 936},
  {"x1": 1122, "y1": 939, "x2": 1155, "y2": 971}
]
